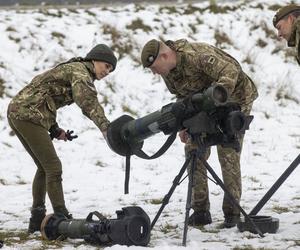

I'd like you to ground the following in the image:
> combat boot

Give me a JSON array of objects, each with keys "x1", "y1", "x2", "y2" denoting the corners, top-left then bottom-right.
[
  {"x1": 188, "y1": 211, "x2": 212, "y2": 226},
  {"x1": 28, "y1": 206, "x2": 46, "y2": 233},
  {"x1": 222, "y1": 214, "x2": 240, "y2": 228}
]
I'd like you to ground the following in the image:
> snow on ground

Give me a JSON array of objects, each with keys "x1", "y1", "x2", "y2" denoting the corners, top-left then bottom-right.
[{"x1": 0, "y1": 0, "x2": 300, "y2": 249}]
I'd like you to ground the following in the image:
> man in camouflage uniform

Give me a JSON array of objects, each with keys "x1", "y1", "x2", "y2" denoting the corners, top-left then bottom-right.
[
  {"x1": 7, "y1": 44, "x2": 117, "y2": 233},
  {"x1": 273, "y1": 4, "x2": 300, "y2": 64},
  {"x1": 141, "y1": 39, "x2": 258, "y2": 228}
]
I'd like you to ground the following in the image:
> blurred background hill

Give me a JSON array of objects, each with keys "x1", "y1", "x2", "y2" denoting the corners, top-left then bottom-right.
[{"x1": 0, "y1": 0, "x2": 240, "y2": 7}]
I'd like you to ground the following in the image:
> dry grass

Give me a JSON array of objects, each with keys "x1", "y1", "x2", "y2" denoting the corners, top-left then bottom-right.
[
  {"x1": 268, "y1": 4, "x2": 282, "y2": 11},
  {"x1": 126, "y1": 18, "x2": 152, "y2": 33},
  {"x1": 256, "y1": 38, "x2": 267, "y2": 48},
  {"x1": 159, "y1": 222, "x2": 178, "y2": 234},
  {"x1": 242, "y1": 55, "x2": 254, "y2": 65},
  {"x1": 122, "y1": 104, "x2": 138, "y2": 117},
  {"x1": 0, "y1": 77, "x2": 5, "y2": 98},
  {"x1": 260, "y1": 21, "x2": 278, "y2": 40},
  {"x1": 159, "y1": 6, "x2": 178, "y2": 14},
  {"x1": 272, "y1": 205, "x2": 290, "y2": 214},
  {"x1": 8, "y1": 35, "x2": 20, "y2": 43},
  {"x1": 5, "y1": 26, "x2": 16, "y2": 32},
  {"x1": 51, "y1": 31, "x2": 65, "y2": 46},
  {"x1": 149, "y1": 198, "x2": 163, "y2": 205},
  {"x1": 0, "y1": 230, "x2": 51, "y2": 248},
  {"x1": 85, "y1": 9, "x2": 96, "y2": 17},
  {"x1": 95, "y1": 160, "x2": 107, "y2": 168},
  {"x1": 276, "y1": 85, "x2": 299, "y2": 104},
  {"x1": 214, "y1": 29, "x2": 233, "y2": 48},
  {"x1": 205, "y1": 2, "x2": 240, "y2": 14},
  {"x1": 38, "y1": 8, "x2": 64, "y2": 18},
  {"x1": 0, "y1": 179, "x2": 7, "y2": 185},
  {"x1": 67, "y1": 8, "x2": 79, "y2": 14},
  {"x1": 233, "y1": 246, "x2": 274, "y2": 250},
  {"x1": 183, "y1": 4, "x2": 203, "y2": 15},
  {"x1": 102, "y1": 24, "x2": 134, "y2": 59},
  {"x1": 248, "y1": 176, "x2": 260, "y2": 183},
  {"x1": 294, "y1": 241, "x2": 300, "y2": 246},
  {"x1": 51, "y1": 31, "x2": 65, "y2": 39}
]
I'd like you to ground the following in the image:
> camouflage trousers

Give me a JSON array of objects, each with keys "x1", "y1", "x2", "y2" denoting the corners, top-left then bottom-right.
[
  {"x1": 185, "y1": 103, "x2": 253, "y2": 216},
  {"x1": 7, "y1": 117, "x2": 69, "y2": 215}
]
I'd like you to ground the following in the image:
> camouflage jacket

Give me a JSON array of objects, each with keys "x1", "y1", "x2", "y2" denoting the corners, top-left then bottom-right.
[
  {"x1": 288, "y1": 17, "x2": 300, "y2": 65},
  {"x1": 7, "y1": 59, "x2": 109, "y2": 132},
  {"x1": 162, "y1": 39, "x2": 258, "y2": 108}
]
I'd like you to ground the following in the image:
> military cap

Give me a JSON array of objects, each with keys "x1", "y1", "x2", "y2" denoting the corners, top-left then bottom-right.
[
  {"x1": 273, "y1": 4, "x2": 300, "y2": 27},
  {"x1": 141, "y1": 39, "x2": 160, "y2": 67},
  {"x1": 85, "y1": 44, "x2": 117, "y2": 72}
]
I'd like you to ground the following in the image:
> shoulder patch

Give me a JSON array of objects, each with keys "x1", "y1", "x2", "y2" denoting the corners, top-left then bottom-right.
[{"x1": 207, "y1": 56, "x2": 216, "y2": 65}]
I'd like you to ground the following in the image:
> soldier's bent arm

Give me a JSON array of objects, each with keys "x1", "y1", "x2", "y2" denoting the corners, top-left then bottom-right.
[
  {"x1": 194, "y1": 53, "x2": 241, "y2": 96},
  {"x1": 71, "y1": 73, "x2": 109, "y2": 132}
]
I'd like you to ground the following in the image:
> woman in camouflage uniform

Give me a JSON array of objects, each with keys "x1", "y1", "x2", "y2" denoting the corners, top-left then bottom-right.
[{"x1": 7, "y1": 44, "x2": 117, "y2": 233}]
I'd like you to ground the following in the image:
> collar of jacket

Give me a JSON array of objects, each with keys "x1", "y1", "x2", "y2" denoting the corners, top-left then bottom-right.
[
  {"x1": 165, "y1": 39, "x2": 188, "y2": 52},
  {"x1": 83, "y1": 61, "x2": 97, "y2": 81},
  {"x1": 288, "y1": 17, "x2": 300, "y2": 47},
  {"x1": 169, "y1": 52, "x2": 184, "y2": 76},
  {"x1": 165, "y1": 39, "x2": 187, "y2": 75}
]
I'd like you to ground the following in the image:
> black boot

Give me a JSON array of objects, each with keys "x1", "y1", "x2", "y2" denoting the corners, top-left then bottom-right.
[
  {"x1": 222, "y1": 214, "x2": 240, "y2": 228},
  {"x1": 28, "y1": 206, "x2": 46, "y2": 233},
  {"x1": 188, "y1": 211, "x2": 212, "y2": 226}
]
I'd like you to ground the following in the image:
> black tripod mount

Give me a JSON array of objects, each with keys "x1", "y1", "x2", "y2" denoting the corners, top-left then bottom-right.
[{"x1": 151, "y1": 136, "x2": 264, "y2": 246}]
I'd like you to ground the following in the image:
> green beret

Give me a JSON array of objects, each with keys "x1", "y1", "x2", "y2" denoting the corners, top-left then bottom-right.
[
  {"x1": 273, "y1": 4, "x2": 300, "y2": 27},
  {"x1": 141, "y1": 39, "x2": 160, "y2": 68}
]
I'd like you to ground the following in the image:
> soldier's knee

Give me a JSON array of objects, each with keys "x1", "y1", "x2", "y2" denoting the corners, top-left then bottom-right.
[
  {"x1": 218, "y1": 151, "x2": 240, "y2": 167},
  {"x1": 36, "y1": 167, "x2": 45, "y2": 174},
  {"x1": 43, "y1": 157, "x2": 62, "y2": 171},
  {"x1": 46, "y1": 170, "x2": 63, "y2": 183},
  {"x1": 35, "y1": 168, "x2": 46, "y2": 179}
]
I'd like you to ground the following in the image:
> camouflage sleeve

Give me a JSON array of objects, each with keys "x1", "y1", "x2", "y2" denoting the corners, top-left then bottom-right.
[
  {"x1": 193, "y1": 53, "x2": 241, "y2": 96},
  {"x1": 71, "y1": 73, "x2": 109, "y2": 132},
  {"x1": 296, "y1": 20, "x2": 300, "y2": 64}
]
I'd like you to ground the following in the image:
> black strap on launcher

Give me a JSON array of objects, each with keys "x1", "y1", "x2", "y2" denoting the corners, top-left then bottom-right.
[{"x1": 124, "y1": 132, "x2": 177, "y2": 194}]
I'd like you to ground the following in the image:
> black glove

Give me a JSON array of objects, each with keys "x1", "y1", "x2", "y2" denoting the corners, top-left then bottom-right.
[
  {"x1": 49, "y1": 123, "x2": 63, "y2": 140},
  {"x1": 65, "y1": 130, "x2": 78, "y2": 141},
  {"x1": 49, "y1": 123, "x2": 78, "y2": 141}
]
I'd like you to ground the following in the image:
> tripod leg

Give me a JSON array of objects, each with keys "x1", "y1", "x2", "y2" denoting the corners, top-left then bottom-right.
[
  {"x1": 151, "y1": 156, "x2": 192, "y2": 229},
  {"x1": 200, "y1": 158, "x2": 264, "y2": 237},
  {"x1": 182, "y1": 152, "x2": 196, "y2": 246}
]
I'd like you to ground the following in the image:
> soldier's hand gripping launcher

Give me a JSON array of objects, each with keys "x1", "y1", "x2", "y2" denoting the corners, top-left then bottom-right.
[
  {"x1": 107, "y1": 84, "x2": 253, "y2": 156},
  {"x1": 41, "y1": 206, "x2": 151, "y2": 246}
]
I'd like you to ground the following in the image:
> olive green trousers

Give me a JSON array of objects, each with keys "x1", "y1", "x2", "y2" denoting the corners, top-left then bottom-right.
[{"x1": 8, "y1": 118, "x2": 69, "y2": 215}]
